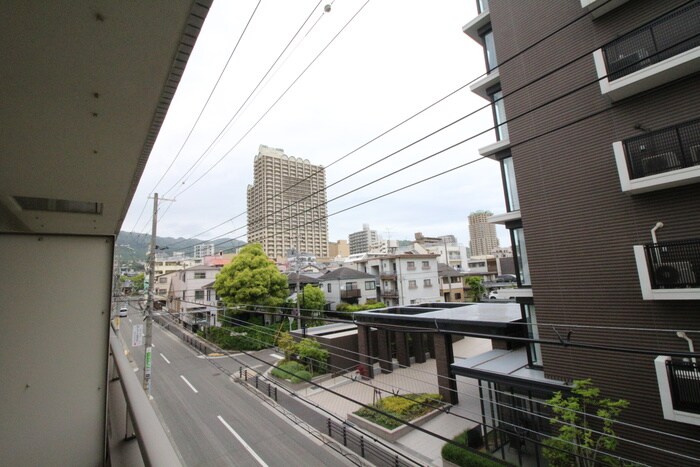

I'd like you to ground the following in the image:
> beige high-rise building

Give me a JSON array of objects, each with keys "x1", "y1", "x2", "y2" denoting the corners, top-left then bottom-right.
[
  {"x1": 247, "y1": 145, "x2": 328, "y2": 258},
  {"x1": 328, "y1": 239, "x2": 349, "y2": 258},
  {"x1": 468, "y1": 210, "x2": 499, "y2": 257}
]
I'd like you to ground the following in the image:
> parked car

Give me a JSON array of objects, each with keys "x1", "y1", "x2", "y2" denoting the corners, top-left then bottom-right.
[
  {"x1": 118, "y1": 307, "x2": 128, "y2": 318},
  {"x1": 495, "y1": 274, "x2": 517, "y2": 283},
  {"x1": 488, "y1": 288, "x2": 531, "y2": 300}
]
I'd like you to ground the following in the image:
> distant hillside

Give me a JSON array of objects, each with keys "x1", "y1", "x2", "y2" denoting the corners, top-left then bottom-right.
[{"x1": 116, "y1": 231, "x2": 245, "y2": 262}]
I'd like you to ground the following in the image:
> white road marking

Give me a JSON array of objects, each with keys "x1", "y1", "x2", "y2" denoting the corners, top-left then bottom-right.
[
  {"x1": 270, "y1": 353, "x2": 284, "y2": 360},
  {"x1": 133, "y1": 367, "x2": 139, "y2": 372},
  {"x1": 217, "y1": 415, "x2": 268, "y2": 467},
  {"x1": 160, "y1": 353, "x2": 171, "y2": 364},
  {"x1": 180, "y1": 375, "x2": 198, "y2": 393},
  {"x1": 128, "y1": 319, "x2": 132, "y2": 324}
]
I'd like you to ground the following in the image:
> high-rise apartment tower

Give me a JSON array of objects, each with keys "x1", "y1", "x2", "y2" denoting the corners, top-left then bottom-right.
[
  {"x1": 348, "y1": 223, "x2": 382, "y2": 255},
  {"x1": 468, "y1": 210, "x2": 499, "y2": 257},
  {"x1": 247, "y1": 145, "x2": 328, "y2": 258}
]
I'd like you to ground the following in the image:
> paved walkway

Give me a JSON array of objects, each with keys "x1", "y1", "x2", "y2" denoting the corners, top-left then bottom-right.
[{"x1": 302, "y1": 337, "x2": 493, "y2": 466}]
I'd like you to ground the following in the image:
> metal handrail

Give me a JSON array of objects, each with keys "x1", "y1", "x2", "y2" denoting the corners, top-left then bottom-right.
[{"x1": 109, "y1": 328, "x2": 182, "y2": 467}]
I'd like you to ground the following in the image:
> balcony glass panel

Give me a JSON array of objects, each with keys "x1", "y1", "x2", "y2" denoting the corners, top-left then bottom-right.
[
  {"x1": 523, "y1": 304, "x2": 542, "y2": 367},
  {"x1": 492, "y1": 90, "x2": 509, "y2": 141},
  {"x1": 667, "y1": 359, "x2": 700, "y2": 414},
  {"x1": 644, "y1": 239, "x2": 700, "y2": 289},
  {"x1": 477, "y1": 0, "x2": 489, "y2": 14},
  {"x1": 502, "y1": 156, "x2": 520, "y2": 211},
  {"x1": 624, "y1": 119, "x2": 700, "y2": 179},
  {"x1": 483, "y1": 30, "x2": 498, "y2": 71},
  {"x1": 513, "y1": 228, "x2": 531, "y2": 286},
  {"x1": 603, "y1": 1, "x2": 700, "y2": 81}
]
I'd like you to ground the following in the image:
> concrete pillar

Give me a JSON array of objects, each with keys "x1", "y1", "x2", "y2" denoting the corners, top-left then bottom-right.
[
  {"x1": 427, "y1": 333, "x2": 436, "y2": 359},
  {"x1": 357, "y1": 324, "x2": 373, "y2": 378},
  {"x1": 434, "y1": 333, "x2": 458, "y2": 404},
  {"x1": 396, "y1": 332, "x2": 410, "y2": 367},
  {"x1": 377, "y1": 329, "x2": 392, "y2": 373},
  {"x1": 413, "y1": 333, "x2": 426, "y2": 364}
]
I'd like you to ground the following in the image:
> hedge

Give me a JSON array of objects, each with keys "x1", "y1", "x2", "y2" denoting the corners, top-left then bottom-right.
[{"x1": 442, "y1": 429, "x2": 509, "y2": 467}]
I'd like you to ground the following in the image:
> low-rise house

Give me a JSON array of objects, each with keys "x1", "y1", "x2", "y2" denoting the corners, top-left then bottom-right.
[
  {"x1": 317, "y1": 267, "x2": 377, "y2": 310},
  {"x1": 167, "y1": 265, "x2": 221, "y2": 331},
  {"x1": 438, "y1": 263, "x2": 466, "y2": 302}
]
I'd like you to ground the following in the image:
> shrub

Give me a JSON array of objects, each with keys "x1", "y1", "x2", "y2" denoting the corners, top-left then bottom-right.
[
  {"x1": 354, "y1": 393, "x2": 442, "y2": 429},
  {"x1": 271, "y1": 360, "x2": 313, "y2": 383},
  {"x1": 441, "y1": 429, "x2": 506, "y2": 467}
]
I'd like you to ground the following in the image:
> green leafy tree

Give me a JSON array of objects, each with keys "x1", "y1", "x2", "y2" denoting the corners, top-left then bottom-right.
[
  {"x1": 543, "y1": 379, "x2": 629, "y2": 467},
  {"x1": 465, "y1": 276, "x2": 485, "y2": 302},
  {"x1": 294, "y1": 338, "x2": 328, "y2": 374},
  {"x1": 132, "y1": 273, "x2": 145, "y2": 292},
  {"x1": 214, "y1": 244, "x2": 288, "y2": 310},
  {"x1": 277, "y1": 332, "x2": 297, "y2": 360},
  {"x1": 299, "y1": 284, "x2": 325, "y2": 313}
]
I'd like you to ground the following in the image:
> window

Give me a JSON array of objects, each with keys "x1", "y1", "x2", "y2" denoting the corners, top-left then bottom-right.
[
  {"x1": 523, "y1": 304, "x2": 542, "y2": 367},
  {"x1": 365, "y1": 281, "x2": 375, "y2": 290},
  {"x1": 327, "y1": 283, "x2": 332, "y2": 293},
  {"x1": 206, "y1": 289, "x2": 212, "y2": 301},
  {"x1": 422, "y1": 261, "x2": 430, "y2": 270},
  {"x1": 182, "y1": 291, "x2": 185, "y2": 300},
  {"x1": 409, "y1": 280, "x2": 417, "y2": 289},
  {"x1": 477, "y1": 0, "x2": 489, "y2": 14},
  {"x1": 501, "y1": 156, "x2": 519, "y2": 211},
  {"x1": 194, "y1": 272, "x2": 206, "y2": 279},
  {"x1": 481, "y1": 29, "x2": 497, "y2": 71},
  {"x1": 455, "y1": 293, "x2": 462, "y2": 300},
  {"x1": 423, "y1": 279, "x2": 432, "y2": 287},
  {"x1": 491, "y1": 90, "x2": 509, "y2": 141},
  {"x1": 159, "y1": 277, "x2": 167, "y2": 283},
  {"x1": 407, "y1": 261, "x2": 416, "y2": 270},
  {"x1": 194, "y1": 290, "x2": 204, "y2": 300},
  {"x1": 512, "y1": 227, "x2": 531, "y2": 286},
  {"x1": 158, "y1": 288, "x2": 167, "y2": 295},
  {"x1": 345, "y1": 282, "x2": 357, "y2": 290}
]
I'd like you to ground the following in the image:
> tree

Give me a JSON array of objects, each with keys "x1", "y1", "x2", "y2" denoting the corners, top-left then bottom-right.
[
  {"x1": 214, "y1": 244, "x2": 289, "y2": 311},
  {"x1": 543, "y1": 379, "x2": 629, "y2": 467},
  {"x1": 277, "y1": 331, "x2": 296, "y2": 360},
  {"x1": 465, "y1": 276, "x2": 486, "y2": 302},
  {"x1": 132, "y1": 273, "x2": 145, "y2": 292},
  {"x1": 294, "y1": 338, "x2": 328, "y2": 374},
  {"x1": 299, "y1": 284, "x2": 325, "y2": 314}
]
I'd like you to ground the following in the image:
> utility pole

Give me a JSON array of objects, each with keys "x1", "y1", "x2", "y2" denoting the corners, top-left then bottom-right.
[
  {"x1": 143, "y1": 193, "x2": 174, "y2": 396},
  {"x1": 295, "y1": 233, "x2": 301, "y2": 331}
]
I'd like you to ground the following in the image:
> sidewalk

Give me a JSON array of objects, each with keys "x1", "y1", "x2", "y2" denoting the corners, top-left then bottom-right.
[{"x1": 302, "y1": 337, "x2": 493, "y2": 466}]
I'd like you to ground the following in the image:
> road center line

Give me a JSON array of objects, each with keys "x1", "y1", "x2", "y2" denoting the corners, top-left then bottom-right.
[
  {"x1": 217, "y1": 415, "x2": 268, "y2": 467},
  {"x1": 269, "y1": 353, "x2": 284, "y2": 360},
  {"x1": 180, "y1": 375, "x2": 198, "y2": 393},
  {"x1": 160, "y1": 353, "x2": 171, "y2": 364}
]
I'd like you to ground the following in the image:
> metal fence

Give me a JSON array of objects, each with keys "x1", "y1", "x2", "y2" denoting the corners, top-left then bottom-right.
[
  {"x1": 667, "y1": 360, "x2": 700, "y2": 413},
  {"x1": 624, "y1": 119, "x2": 700, "y2": 179},
  {"x1": 603, "y1": 0, "x2": 700, "y2": 80},
  {"x1": 644, "y1": 239, "x2": 700, "y2": 289}
]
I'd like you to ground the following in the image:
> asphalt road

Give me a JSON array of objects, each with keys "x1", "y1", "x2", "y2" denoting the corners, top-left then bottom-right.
[{"x1": 118, "y1": 300, "x2": 352, "y2": 467}]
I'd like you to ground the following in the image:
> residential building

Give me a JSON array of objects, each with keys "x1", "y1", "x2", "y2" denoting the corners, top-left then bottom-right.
[
  {"x1": 328, "y1": 239, "x2": 350, "y2": 258},
  {"x1": 352, "y1": 253, "x2": 442, "y2": 306},
  {"x1": 438, "y1": 263, "x2": 466, "y2": 302},
  {"x1": 193, "y1": 242, "x2": 214, "y2": 258},
  {"x1": 167, "y1": 265, "x2": 221, "y2": 331},
  {"x1": 317, "y1": 267, "x2": 377, "y2": 310},
  {"x1": 463, "y1": 1, "x2": 700, "y2": 464},
  {"x1": 246, "y1": 145, "x2": 328, "y2": 258},
  {"x1": 0, "y1": 1, "x2": 210, "y2": 464},
  {"x1": 468, "y1": 210, "x2": 500, "y2": 256},
  {"x1": 154, "y1": 271, "x2": 178, "y2": 309},
  {"x1": 414, "y1": 232, "x2": 469, "y2": 269},
  {"x1": 348, "y1": 223, "x2": 382, "y2": 254}
]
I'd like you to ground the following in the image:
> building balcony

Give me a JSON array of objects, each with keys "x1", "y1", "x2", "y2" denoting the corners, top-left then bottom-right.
[
  {"x1": 340, "y1": 288, "x2": 362, "y2": 299},
  {"x1": 382, "y1": 290, "x2": 399, "y2": 298},
  {"x1": 488, "y1": 210, "x2": 522, "y2": 225},
  {"x1": 633, "y1": 239, "x2": 700, "y2": 300},
  {"x1": 462, "y1": 7, "x2": 490, "y2": 43},
  {"x1": 655, "y1": 356, "x2": 700, "y2": 426},
  {"x1": 478, "y1": 136, "x2": 511, "y2": 161},
  {"x1": 380, "y1": 272, "x2": 397, "y2": 280},
  {"x1": 469, "y1": 68, "x2": 500, "y2": 100},
  {"x1": 613, "y1": 119, "x2": 700, "y2": 194},
  {"x1": 580, "y1": 0, "x2": 630, "y2": 19},
  {"x1": 593, "y1": 1, "x2": 700, "y2": 101}
]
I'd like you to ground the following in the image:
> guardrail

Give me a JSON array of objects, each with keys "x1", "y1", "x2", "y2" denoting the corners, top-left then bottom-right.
[{"x1": 108, "y1": 327, "x2": 182, "y2": 467}]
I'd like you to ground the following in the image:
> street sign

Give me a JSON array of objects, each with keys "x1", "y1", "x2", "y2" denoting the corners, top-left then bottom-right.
[{"x1": 132, "y1": 324, "x2": 144, "y2": 347}]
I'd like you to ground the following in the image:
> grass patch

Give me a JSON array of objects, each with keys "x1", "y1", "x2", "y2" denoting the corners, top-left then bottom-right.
[
  {"x1": 271, "y1": 360, "x2": 314, "y2": 383},
  {"x1": 354, "y1": 393, "x2": 443, "y2": 430}
]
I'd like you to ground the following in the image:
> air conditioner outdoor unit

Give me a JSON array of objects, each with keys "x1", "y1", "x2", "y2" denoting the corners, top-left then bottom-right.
[
  {"x1": 641, "y1": 152, "x2": 681, "y2": 175},
  {"x1": 654, "y1": 261, "x2": 697, "y2": 287},
  {"x1": 609, "y1": 48, "x2": 650, "y2": 76},
  {"x1": 689, "y1": 144, "x2": 700, "y2": 165}
]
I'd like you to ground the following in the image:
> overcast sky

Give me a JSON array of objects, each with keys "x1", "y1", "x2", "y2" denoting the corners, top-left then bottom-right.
[{"x1": 123, "y1": 0, "x2": 509, "y2": 249}]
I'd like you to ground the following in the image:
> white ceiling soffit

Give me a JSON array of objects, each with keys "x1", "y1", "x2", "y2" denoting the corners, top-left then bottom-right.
[{"x1": 0, "y1": 1, "x2": 212, "y2": 236}]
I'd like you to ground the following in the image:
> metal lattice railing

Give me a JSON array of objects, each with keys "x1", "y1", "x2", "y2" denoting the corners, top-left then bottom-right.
[
  {"x1": 667, "y1": 360, "x2": 700, "y2": 413},
  {"x1": 603, "y1": 1, "x2": 700, "y2": 80},
  {"x1": 644, "y1": 239, "x2": 700, "y2": 289}
]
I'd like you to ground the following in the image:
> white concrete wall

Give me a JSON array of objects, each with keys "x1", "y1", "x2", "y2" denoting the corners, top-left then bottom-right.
[{"x1": 0, "y1": 234, "x2": 112, "y2": 466}]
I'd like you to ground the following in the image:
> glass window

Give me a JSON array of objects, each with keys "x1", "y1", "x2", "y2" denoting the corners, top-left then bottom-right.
[
  {"x1": 422, "y1": 261, "x2": 430, "y2": 269},
  {"x1": 159, "y1": 277, "x2": 167, "y2": 283},
  {"x1": 327, "y1": 283, "x2": 332, "y2": 293},
  {"x1": 482, "y1": 29, "x2": 497, "y2": 71},
  {"x1": 194, "y1": 272, "x2": 206, "y2": 279},
  {"x1": 407, "y1": 261, "x2": 416, "y2": 270},
  {"x1": 345, "y1": 282, "x2": 357, "y2": 290},
  {"x1": 408, "y1": 280, "x2": 417, "y2": 288},
  {"x1": 423, "y1": 279, "x2": 432, "y2": 287},
  {"x1": 477, "y1": 0, "x2": 489, "y2": 14},
  {"x1": 502, "y1": 156, "x2": 520, "y2": 211},
  {"x1": 523, "y1": 304, "x2": 542, "y2": 366},
  {"x1": 513, "y1": 228, "x2": 531, "y2": 285},
  {"x1": 364, "y1": 281, "x2": 375, "y2": 290},
  {"x1": 194, "y1": 290, "x2": 204, "y2": 300},
  {"x1": 492, "y1": 90, "x2": 509, "y2": 141}
]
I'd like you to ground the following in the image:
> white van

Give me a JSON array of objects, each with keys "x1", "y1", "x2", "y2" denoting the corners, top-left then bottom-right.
[
  {"x1": 488, "y1": 288, "x2": 532, "y2": 300},
  {"x1": 118, "y1": 307, "x2": 128, "y2": 318}
]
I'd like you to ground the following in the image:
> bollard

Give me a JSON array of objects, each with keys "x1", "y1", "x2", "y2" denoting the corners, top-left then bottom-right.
[
  {"x1": 274, "y1": 387, "x2": 277, "y2": 402},
  {"x1": 239, "y1": 367, "x2": 242, "y2": 378},
  {"x1": 255, "y1": 375, "x2": 259, "y2": 389},
  {"x1": 342, "y1": 424, "x2": 347, "y2": 446},
  {"x1": 395, "y1": 455, "x2": 399, "y2": 467},
  {"x1": 267, "y1": 383, "x2": 271, "y2": 397},
  {"x1": 327, "y1": 419, "x2": 332, "y2": 437},
  {"x1": 360, "y1": 436, "x2": 365, "y2": 458},
  {"x1": 244, "y1": 369, "x2": 248, "y2": 381}
]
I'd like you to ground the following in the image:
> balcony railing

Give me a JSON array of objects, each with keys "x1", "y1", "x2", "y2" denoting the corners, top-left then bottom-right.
[
  {"x1": 382, "y1": 290, "x2": 399, "y2": 298},
  {"x1": 643, "y1": 239, "x2": 700, "y2": 289},
  {"x1": 603, "y1": 1, "x2": 700, "y2": 81},
  {"x1": 623, "y1": 119, "x2": 700, "y2": 180},
  {"x1": 379, "y1": 272, "x2": 397, "y2": 280},
  {"x1": 667, "y1": 360, "x2": 700, "y2": 414},
  {"x1": 340, "y1": 289, "x2": 361, "y2": 299}
]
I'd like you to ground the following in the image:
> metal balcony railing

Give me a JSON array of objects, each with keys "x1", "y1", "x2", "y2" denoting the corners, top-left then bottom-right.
[
  {"x1": 644, "y1": 239, "x2": 700, "y2": 289},
  {"x1": 603, "y1": 1, "x2": 700, "y2": 81},
  {"x1": 382, "y1": 290, "x2": 399, "y2": 298},
  {"x1": 667, "y1": 359, "x2": 700, "y2": 413},
  {"x1": 340, "y1": 288, "x2": 361, "y2": 299},
  {"x1": 624, "y1": 119, "x2": 700, "y2": 179}
]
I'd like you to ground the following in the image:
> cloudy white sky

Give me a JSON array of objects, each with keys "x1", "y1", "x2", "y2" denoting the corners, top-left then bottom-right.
[{"x1": 124, "y1": 0, "x2": 509, "y2": 248}]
